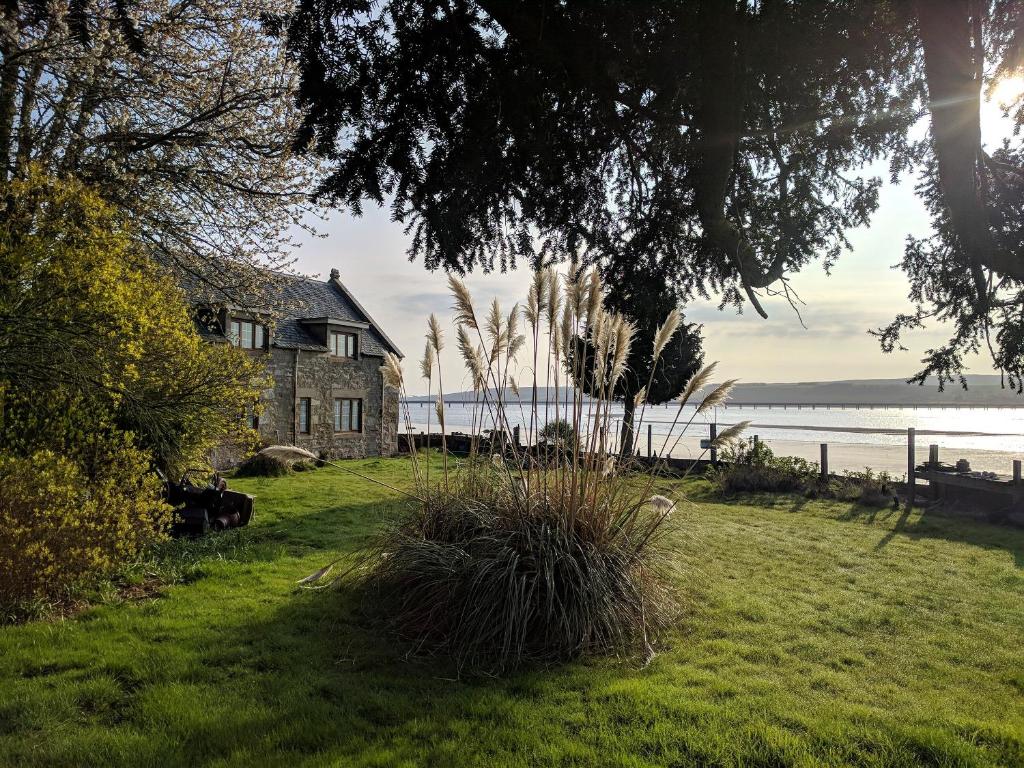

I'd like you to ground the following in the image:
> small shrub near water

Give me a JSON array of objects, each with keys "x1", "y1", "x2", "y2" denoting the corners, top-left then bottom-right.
[
  {"x1": 300, "y1": 266, "x2": 747, "y2": 672},
  {"x1": 709, "y1": 440, "x2": 897, "y2": 506},
  {"x1": 709, "y1": 440, "x2": 818, "y2": 494},
  {"x1": 539, "y1": 418, "x2": 576, "y2": 451},
  {"x1": 828, "y1": 467, "x2": 899, "y2": 507}
]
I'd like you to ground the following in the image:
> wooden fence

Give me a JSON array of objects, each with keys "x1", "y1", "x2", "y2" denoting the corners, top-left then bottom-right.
[{"x1": 400, "y1": 421, "x2": 1024, "y2": 513}]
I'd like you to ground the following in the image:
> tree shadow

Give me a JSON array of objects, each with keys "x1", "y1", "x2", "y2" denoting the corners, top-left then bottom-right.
[
  {"x1": 838, "y1": 501, "x2": 1024, "y2": 567},
  {"x1": 141, "y1": 578, "x2": 554, "y2": 766},
  {"x1": 101, "y1": 493, "x2": 560, "y2": 765}
]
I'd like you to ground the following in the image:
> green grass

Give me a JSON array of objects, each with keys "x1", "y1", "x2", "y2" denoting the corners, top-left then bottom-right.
[{"x1": 1, "y1": 458, "x2": 1022, "y2": 767}]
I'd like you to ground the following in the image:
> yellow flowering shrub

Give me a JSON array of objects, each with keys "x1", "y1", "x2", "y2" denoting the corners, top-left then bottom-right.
[
  {"x1": 0, "y1": 170, "x2": 263, "y2": 617},
  {"x1": 0, "y1": 170, "x2": 266, "y2": 477},
  {"x1": 0, "y1": 445, "x2": 170, "y2": 611}
]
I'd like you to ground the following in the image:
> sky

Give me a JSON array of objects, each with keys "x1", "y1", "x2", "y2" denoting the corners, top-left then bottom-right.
[{"x1": 286, "y1": 93, "x2": 1020, "y2": 396}]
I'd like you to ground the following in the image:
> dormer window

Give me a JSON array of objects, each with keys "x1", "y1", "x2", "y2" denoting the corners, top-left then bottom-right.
[
  {"x1": 229, "y1": 318, "x2": 265, "y2": 350},
  {"x1": 331, "y1": 331, "x2": 358, "y2": 358}
]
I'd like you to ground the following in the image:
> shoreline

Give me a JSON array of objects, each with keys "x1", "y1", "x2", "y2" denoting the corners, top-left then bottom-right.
[
  {"x1": 404, "y1": 423, "x2": 1023, "y2": 477},
  {"x1": 666, "y1": 435, "x2": 1021, "y2": 477}
]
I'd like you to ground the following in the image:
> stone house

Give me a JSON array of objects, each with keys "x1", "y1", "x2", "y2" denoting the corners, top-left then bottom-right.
[{"x1": 192, "y1": 268, "x2": 402, "y2": 459}]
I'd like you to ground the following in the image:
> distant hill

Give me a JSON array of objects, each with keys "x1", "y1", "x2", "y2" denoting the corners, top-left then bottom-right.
[{"x1": 404, "y1": 375, "x2": 1024, "y2": 406}]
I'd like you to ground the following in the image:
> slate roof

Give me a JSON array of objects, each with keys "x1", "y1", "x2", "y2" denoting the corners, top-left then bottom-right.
[{"x1": 185, "y1": 268, "x2": 402, "y2": 358}]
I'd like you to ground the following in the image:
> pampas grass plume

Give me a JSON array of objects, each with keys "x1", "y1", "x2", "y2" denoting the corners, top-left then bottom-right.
[
  {"x1": 678, "y1": 361, "x2": 717, "y2": 405},
  {"x1": 647, "y1": 495, "x2": 675, "y2": 516},
  {"x1": 711, "y1": 420, "x2": 751, "y2": 447},
  {"x1": 697, "y1": 379, "x2": 737, "y2": 414},
  {"x1": 653, "y1": 308, "x2": 681, "y2": 360},
  {"x1": 545, "y1": 268, "x2": 560, "y2": 327},
  {"x1": 586, "y1": 269, "x2": 602, "y2": 327},
  {"x1": 420, "y1": 341, "x2": 433, "y2": 380},
  {"x1": 634, "y1": 386, "x2": 647, "y2": 408},
  {"x1": 448, "y1": 275, "x2": 477, "y2": 329},
  {"x1": 381, "y1": 352, "x2": 403, "y2": 389},
  {"x1": 259, "y1": 445, "x2": 318, "y2": 463},
  {"x1": 427, "y1": 314, "x2": 445, "y2": 353}
]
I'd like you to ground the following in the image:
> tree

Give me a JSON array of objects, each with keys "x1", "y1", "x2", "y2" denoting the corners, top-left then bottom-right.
[
  {"x1": 284, "y1": 1, "x2": 1024, "y2": 389},
  {"x1": 0, "y1": 170, "x2": 265, "y2": 474},
  {"x1": 570, "y1": 266, "x2": 703, "y2": 456},
  {"x1": 0, "y1": 169, "x2": 266, "y2": 612},
  {"x1": 286, "y1": 1, "x2": 916, "y2": 290},
  {"x1": 873, "y1": 0, "x2": 1024, "y2": 390},
  {"x1": 1, "y1": 0, "x2": 317, "y2": 297}
]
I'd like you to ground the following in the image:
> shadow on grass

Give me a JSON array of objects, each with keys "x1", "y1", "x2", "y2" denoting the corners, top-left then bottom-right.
[
  {"x1": 839, "y1": 501, "x2": 1024, "y2": 567},
  {"x1": 143, "y1": 578, "x2": 539, "y2": 766},
  {"x1": 691, "y1": 481, "x2": 1024, "y2": 569}
]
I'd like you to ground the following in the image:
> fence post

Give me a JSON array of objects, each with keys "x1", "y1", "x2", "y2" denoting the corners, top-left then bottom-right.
[
  {"x1": 820, "y1": 443, "x2": 828, "y2": 480},
  {"x1": 1014, "y1": 459, "x2": 1022, "y2": 485},
  {"x1": 929, "y1": 444, "x2": 939, "y2": 467},
  {"x1": 907, "y1": 427, "x2": 916, "y2": 511},
  {"x1": 647, "y1": 424, "x2": 652, "y2": 459},
  {"x1": 709, "y1": 423, "x2": 718, "y2": 465},
  {"x1": 753, "y1": 434, "x2": 759, "y2": 448},
  {"x1": 513, "y1": 424, "x2": 521, "y2": 449}
]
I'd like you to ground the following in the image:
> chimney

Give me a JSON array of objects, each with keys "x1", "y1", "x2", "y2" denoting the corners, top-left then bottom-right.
[{"x1": 329, "y1": 268, "x2": 340, "y2": 281}]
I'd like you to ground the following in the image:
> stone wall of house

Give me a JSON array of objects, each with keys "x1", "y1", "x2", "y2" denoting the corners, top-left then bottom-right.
[{"x1": 256, "y1": 347, "x2": 399, "y2": 459}]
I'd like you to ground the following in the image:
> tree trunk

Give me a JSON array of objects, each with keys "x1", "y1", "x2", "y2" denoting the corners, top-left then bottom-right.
[
  {"x1": 914, "y1": 0, "x2": 993, "y2": 296},
  {"x1": 692, "y1": 1, "x2": 781, "y2": 318},
  {"x1": 0, "y1": 12, "x2": 18, "y2": 181},
  {"x1": 619, "y1": 394, "x2": 636, "y2": 457},
  {"x1": 915, "y1": 0, "x2": 1024, "y2": 286}
]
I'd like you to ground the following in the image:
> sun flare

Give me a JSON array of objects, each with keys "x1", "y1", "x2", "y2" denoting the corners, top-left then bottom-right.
[{"x1": 991, "y1": 74, "x2": 1024, "y2": 107}]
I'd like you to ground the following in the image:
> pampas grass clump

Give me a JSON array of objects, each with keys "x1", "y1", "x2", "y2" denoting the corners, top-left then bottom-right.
[
  {"x1": 366, "y1": 467, "x2": 676, "y2": 671},
  {"x1": 302, "y1": 265, "x2": 743, "y2": 672}
]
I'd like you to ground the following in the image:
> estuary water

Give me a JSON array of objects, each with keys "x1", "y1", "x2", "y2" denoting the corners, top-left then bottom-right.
[{"x1": 402, "y1": 401, "x2": 1024, "y2": 477}]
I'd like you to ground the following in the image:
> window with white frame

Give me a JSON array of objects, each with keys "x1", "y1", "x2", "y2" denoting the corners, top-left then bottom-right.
[
  {"x1": 330, "y1": 331, "x2": 358, "y2": 358},
  {"x1": 334, "y1": 398, "x2": 362, "y2": 433},
  {"x1": 229, "y1": 318, "x2": 265, "y2": 350}
]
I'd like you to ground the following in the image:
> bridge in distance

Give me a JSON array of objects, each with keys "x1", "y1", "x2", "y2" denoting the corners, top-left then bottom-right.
[{"x1": 402, "y1": 399, "x2": 1022, "y2": 410}]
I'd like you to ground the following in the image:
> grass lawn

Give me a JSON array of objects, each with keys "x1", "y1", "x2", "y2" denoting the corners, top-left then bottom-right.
[{"x1": 1, "y1": 457, "x2": 1022, "y2": 767}]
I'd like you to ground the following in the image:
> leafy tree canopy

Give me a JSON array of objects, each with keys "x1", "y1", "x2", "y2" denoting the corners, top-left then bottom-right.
[{"x1": 286, "y1": 0, "x2": 1024, "y2": 390}]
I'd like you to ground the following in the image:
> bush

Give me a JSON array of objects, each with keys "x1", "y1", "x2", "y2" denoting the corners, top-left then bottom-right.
[
  {"x1": 0, "y1": 171, "x2": 265, "y2": 477},
  {"x1": 708, "y1": 441, "x2": 898, "y2": 507},
  {"x1": 235, "y1": 452, "x2": 292, "y2": 477},
  {"x1": 291, "y1": 459, "x2": 323, "y2": 472},
  {"x1": 708, "y1": 440, "x2": 819, "y2": 494},
  {"x1": 0, "y1": 446, "x2": 169, "y2": 616},
  {"x1": 538, "y1": 418, "x2": 576, "y2": 451},
  {"x1": 828, "y1": 468, "x2": 898, "y2": 507},
  {"x1": 364, "y1": 461, "x2": 674, "y2": 671}
]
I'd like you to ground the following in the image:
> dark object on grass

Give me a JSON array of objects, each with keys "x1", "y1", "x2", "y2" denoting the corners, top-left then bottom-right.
[
  {"x1": 235, "y1": 452, "x2": 291, "y2": 478},
  {"x1": 158, "y1": 469, "x2": 255, "y2": 536}
]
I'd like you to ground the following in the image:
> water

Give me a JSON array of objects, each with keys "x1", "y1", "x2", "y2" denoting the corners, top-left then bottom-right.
[{"x1": 401, "y1": 401, "x2": 1024, "y2": 475}]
